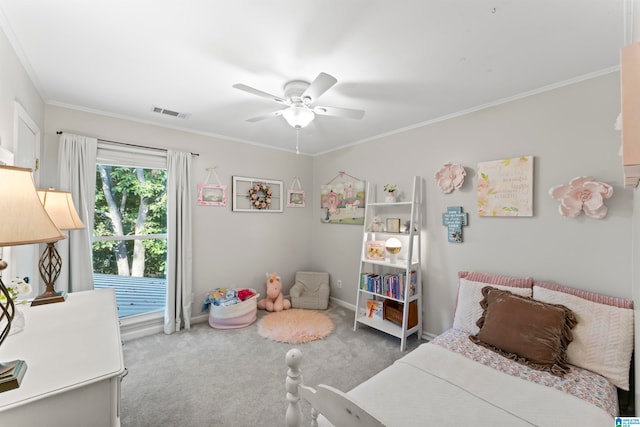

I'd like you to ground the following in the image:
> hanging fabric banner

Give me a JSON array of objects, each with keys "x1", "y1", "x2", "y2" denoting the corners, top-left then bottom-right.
[{"x1": 320, "y1": 171, "x2": 365, "y2": 225}]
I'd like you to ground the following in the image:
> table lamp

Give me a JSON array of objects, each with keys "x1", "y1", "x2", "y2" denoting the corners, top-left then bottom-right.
[
  {"x1": 0, "y1": 165, "x2": 64, "y2": 392},
  {"x1": 31, "y1": 189, "x2": 84, "y2": 306}
]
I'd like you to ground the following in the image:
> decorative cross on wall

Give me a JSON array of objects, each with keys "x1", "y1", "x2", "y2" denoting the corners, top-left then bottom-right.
[{"x1": 442, "y1": 206, "x2": 468, "y2": 243}]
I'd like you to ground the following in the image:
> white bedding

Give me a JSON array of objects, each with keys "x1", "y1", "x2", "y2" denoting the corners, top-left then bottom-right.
[{"x1": 318, "y1": 341, "x2": 613, "y2": 426}]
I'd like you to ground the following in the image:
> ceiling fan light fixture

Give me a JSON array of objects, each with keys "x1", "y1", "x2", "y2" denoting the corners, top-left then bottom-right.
[{"x1": 283, "y1": 106, "x2": 315, "y2": 129}]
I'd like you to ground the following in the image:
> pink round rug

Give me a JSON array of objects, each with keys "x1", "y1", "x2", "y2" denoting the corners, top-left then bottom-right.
[{"x1": 257, "y1": 309, "x2": 335, "y2": 344}]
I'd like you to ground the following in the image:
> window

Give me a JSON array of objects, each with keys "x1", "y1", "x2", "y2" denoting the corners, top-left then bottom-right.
[{"x1": 92, "y1": 164, "x2": 167, "y2": 318}]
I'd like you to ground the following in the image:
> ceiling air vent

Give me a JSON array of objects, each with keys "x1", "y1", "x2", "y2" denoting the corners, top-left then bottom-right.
[{"x1": 151, "y1": 106, "x2": 190, "y2": 119}]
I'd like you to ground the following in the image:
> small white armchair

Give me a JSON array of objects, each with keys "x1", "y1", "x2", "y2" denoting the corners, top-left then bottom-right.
[{"x1": 289, "y1": 271, "x2": 330, "y2": 310}]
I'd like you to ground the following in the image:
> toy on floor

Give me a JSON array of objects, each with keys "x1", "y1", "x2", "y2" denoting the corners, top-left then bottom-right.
[
  {"x1": 202, "y1": 288, "x2": 257, "y2": 311},
  {"x1": 257, "y1": 273, "x2": 291, "y2": 312}
]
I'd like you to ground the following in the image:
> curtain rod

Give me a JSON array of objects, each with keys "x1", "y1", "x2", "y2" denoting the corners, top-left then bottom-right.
[{"x1": 56, "y1": 131, "x2": 199, "y2": 157}]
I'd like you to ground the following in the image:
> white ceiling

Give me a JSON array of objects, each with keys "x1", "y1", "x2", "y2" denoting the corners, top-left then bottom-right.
[{"x1": 0, "y1": 1, "x2": 628, "y2": 155}]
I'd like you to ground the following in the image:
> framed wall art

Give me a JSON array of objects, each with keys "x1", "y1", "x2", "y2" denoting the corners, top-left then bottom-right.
[
  {"x1": 386, "y1": 218, "x2": 401, "y2": 233},
  {"x1": 477, "y1": 155, "x2": 534, "y2": 217},
  {"x1": 365, "y1": 241, "x2": 385, "y2": 261},
  {"x1": 198, "y1": 167, "x2": 227, "y2": 207},
  {"x1": 320, "y1": 171, "x2": 365, "y2": 225},
  {"x1": 287, "y1": 177, "x2": 306, "y2": 208},
  {"x1": 232, "y1": 176, "x2": 283, "y2": 212},
  {"x1": 197, "y1": 184, "x2": 227, "y2": 206}
]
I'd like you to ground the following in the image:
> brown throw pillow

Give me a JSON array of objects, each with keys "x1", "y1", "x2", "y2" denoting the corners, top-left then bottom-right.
[{"x1": 469, "y1": 286, "x2": 577, "y2": 376}]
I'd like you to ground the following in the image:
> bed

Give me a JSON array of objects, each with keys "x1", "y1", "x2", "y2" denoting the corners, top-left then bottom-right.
[{"x1": 284, "y1": 271, "x2": 635, "y2": 426}]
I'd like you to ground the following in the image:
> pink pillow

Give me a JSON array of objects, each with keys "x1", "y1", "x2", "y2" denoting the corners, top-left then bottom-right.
[{"x1": 458, "y1": 271, "x2": 533, "y2": 288}]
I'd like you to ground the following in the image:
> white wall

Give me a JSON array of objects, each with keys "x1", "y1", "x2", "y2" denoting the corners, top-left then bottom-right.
[
  {"x1": 0, "y1": 26, "x2": 44, "y2": 159},
  {"x1": 42, "y1": 105, "x2": 314, "y2": 320},
  {"x1": 0, "y1": 25, "x2": 45, "y2": 285},
  {"x1": 312, "y1": 72, "x2": 632, "y2": 336}
]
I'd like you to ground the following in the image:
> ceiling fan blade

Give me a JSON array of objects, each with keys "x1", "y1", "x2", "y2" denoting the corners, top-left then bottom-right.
[
  {"x1": 246, "y1": 109, "x2": 285, "y2": 123},
  {"x1": 313, "y1": 105, "x2": 365, "y2": 120},
  {"x1": 301, "y1": 72, "x2": 337, "y2": 103},
  {"x1": 232, "y1": 83, "x2": 288, "y2": 105}
]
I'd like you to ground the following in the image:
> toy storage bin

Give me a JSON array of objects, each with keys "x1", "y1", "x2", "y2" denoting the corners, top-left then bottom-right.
[{"x1": 208, "y1": 290, "x2": 259, "y2": 329}]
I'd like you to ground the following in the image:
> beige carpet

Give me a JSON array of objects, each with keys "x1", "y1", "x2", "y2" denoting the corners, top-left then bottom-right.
[
  {"x1": 257, "y1": 309, "x2": 334, "y2": 343},
  {"x1": 120, "y1": 305, "x2": 422, "y2": 426}
]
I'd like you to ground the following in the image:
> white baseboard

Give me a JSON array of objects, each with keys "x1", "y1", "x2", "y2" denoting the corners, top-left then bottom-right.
[
  {"x1": 120, "y1": 297, "x2": 437, "y2": 343},
  {"x1": 191, "y1": 313, "x2": 209, "y2": 324},
  {"x1": 121, "y1": 321, "x2": 164, "y2": 342},
  {"x1": 120, "y1": 310, "x2": 210, "y2": 342},
  {"x1": 329, "y1": 296, "x2": 356, "y2": 311}
]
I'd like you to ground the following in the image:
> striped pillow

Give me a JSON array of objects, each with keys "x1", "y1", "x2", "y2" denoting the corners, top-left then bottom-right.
[
  {"x1": 459, "y1": 271, "x2": 534, "y2": 289},
  {"x1": 533, "y1": 281, "x2": 633, "y2": 390}
]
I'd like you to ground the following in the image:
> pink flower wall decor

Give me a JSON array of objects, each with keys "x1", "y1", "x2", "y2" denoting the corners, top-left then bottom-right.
[
  {"x1": 549, "y1": 177, "x2": 613, "y2": 219},
  {"x1": 435, "y1": 163, "x2": 466, "y2": 193}
]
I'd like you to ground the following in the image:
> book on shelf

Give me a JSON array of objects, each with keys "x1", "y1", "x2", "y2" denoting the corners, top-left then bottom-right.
[
  {"x1": 361, "y1": 273, "x2": 381, "y2": 293},
  {"x1": 365, "y1": 300, "x2": 383, "y2": 319},
  {"x1": 360, "y1": 271, "x2": 417, "y2": 299},
  {"x1": 365, "y1": 240, "x2": 386, "y2": 261}
]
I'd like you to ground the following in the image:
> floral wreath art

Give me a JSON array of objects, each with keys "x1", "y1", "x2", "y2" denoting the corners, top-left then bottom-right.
[{"x1": 249, "y1": 183, "x2": 273, "y2": 209}]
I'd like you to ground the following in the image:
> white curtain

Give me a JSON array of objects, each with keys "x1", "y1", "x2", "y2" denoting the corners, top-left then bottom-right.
[
  {"x1": 164, "y1": 150, "x2": 193, "y2": 334},
  {"x1": 57, "y1": 133, "x2": 98, "y2": 293}
]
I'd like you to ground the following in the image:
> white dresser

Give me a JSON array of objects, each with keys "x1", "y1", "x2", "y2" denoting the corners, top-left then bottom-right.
[{"x1": 0, "y1": 288, "x2": 125, "y2": 427}]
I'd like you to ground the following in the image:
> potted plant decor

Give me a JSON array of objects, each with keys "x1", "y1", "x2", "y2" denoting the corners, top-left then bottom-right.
[{"x1": 383, "y1": 184, "x2": 397, "y2": 203}]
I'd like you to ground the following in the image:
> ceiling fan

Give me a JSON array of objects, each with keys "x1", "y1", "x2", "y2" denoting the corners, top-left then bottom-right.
[{"x1": 232, "y1": 72, "x2": 365, "y2": 129}]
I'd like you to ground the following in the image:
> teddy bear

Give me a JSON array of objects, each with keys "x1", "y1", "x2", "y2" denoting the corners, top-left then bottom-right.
[
  {"x1": 367, "y1": 216, "x2": 385, "y2": 232},
  {"x1": 257, "y1": 273, "x2": 291, "y2": 312}
]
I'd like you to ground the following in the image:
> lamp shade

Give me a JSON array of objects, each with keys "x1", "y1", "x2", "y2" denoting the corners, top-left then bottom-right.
[
  {"x1": 0, "y1": 166, "x2": 64, "y2": 246},
  {"x1": 282, "y1": 106, "x2": 315, "y2": 129},
  {"x1": 37, "y1": 189, "x2": 84, "y2": 230}
]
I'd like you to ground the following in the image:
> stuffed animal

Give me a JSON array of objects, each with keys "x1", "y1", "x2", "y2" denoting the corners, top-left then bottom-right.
[
  {"x1": 367, "y1": 216, "x2": 385, "y2": 232},
  {"x1": 257, "y1": 273, "x2": 291, "y2": 312}
]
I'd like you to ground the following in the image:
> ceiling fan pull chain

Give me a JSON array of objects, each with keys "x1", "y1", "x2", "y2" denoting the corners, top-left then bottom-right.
[{"x1": 295, "y1": 129, "x2": 300, "y2": 155}]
